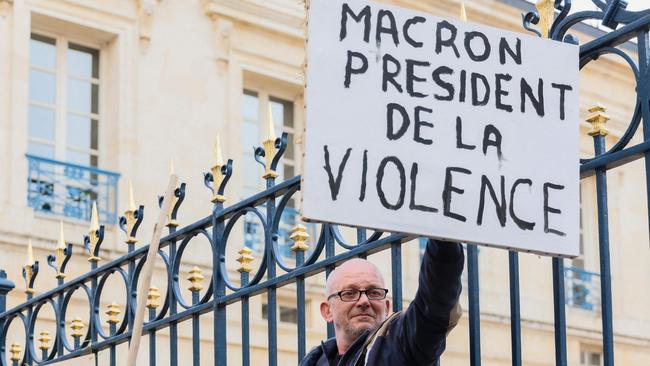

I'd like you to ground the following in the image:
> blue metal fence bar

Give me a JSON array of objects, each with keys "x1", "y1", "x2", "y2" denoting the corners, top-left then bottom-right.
[
  {"x1": 295, "y1": 249, "x2": 307, "y2": 362},
  {"x1": 265, "y1": 178, "x2": 278, "y2": 366},
  {"x1": 192, "y1": 288, "x2": 201, "y2": 366},
  {"x1": 551, "y1": 258, "x2": 567, "y2": 366},
  {"x1": 148, "y1": 306, "x2": 156, "y2": 366},
  {"x1": 213, "y1": 202, "x2": 228, "y2": 366},
  {"x1": 508, "y1": 251, "x2": 521, "y2": 366},
  {"x1": 391, "y1": 241, "x2": 402, "y2": 313},
  {"x1": 240, "y1": 270, "x2": 250, "y2": 366},
  {"x1": 325, "y1": 229, "x2": 335, "y2": 339},
  {"x1": 168, "y1": 224, "x2": 179, "y2": 366},
  {"x1": 638, "y1": 29, "x2": 650, "y2": 247},
  {"x1": 593, "y1": 129, "x2": 615, "y2": 366},
  {"x1": 467, "y1": 244, "x2": 481, "y2": 366}
]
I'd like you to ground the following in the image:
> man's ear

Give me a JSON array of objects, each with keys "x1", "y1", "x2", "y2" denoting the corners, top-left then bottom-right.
[
  {"x1": 384, "y1": 299, "x2": 391, "y2": 316},
  {"x1": 320, "y1": 301, "x2": 333, "y2": 323}
]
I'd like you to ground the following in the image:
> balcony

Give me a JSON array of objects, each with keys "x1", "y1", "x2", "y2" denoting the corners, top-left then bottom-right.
[
  {"x1": 26, "y1": 154, "x2": 120, "y2": 224},
  {"x1": 565, "y1": 267, "x2": 601, "y2": 311}
]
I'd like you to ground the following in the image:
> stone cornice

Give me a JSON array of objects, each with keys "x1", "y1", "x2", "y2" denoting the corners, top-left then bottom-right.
[
  {"x1": 137, "y1": 0, "x2": 160, "y2": 44},
  {"x1": 202, "y1": 0, "x2": 306, "y2": 40}
]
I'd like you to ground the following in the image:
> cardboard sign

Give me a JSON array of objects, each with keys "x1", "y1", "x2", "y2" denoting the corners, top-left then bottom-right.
[{"x1": 301, "y1": 0, "x2": 580, "y2": 257}]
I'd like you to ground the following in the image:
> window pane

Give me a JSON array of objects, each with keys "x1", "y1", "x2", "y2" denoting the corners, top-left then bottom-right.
[
  {"x1": 28, "y1": 105, "x2": 55, "y2": 141},
  {"x1": 66, "y1": 149, "x2": 90, "y2": 166},
  {"x1": 28, "y1": 142, "x2": 55, "y2": 159},
  {"x1": 30, "y1": 35, "x2": 56, "y2": 70},
  {"x1": 29, "y1": 70, "x2": 56, "y2": 104},
  {"x1": 285, "y1": 132, "x2": 294, "y2": 159},
  {"x1": 279, "y1": 306, "x2": 298, "y2": 323},
  {"x1": 67, "y1": 114, "x2": 94, "y2": 149},
  {"x1": 242, "y1": 91, "x2": 259, "y2": 121},
  {"x1": 270, "y1": 101, "x2": 284, "y2": 132},
  {"x1": 242, "y1": 122, "x2": 260, "y2": 151},
  {"x1": 67, "y1": 79, "x2": 94, "y2": 113},
  {"x1": 68, "y1": 43, "x2": 99, "y2": 78},
  {"x1": 270, "y1": 96, "x2": 294, "y2": 128},
  {"x1": 283, "y1": 165, "x2": 294, "y2": 180}
]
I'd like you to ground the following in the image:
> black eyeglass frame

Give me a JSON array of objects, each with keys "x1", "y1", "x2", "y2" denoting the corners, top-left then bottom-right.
[{"x1": 326, "y1": 288, "x2": 389, "y2": 302}]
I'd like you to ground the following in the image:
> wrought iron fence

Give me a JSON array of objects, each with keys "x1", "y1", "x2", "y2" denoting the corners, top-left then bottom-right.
[
  {"x1": 1, "y1": 1, "x2": 649, "y2": 366},
  {"x1": 26, "y1": 154, "x2": 120, "y2": 224}
]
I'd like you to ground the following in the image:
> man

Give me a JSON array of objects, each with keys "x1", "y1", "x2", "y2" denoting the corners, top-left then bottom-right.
[{"x1": 300, "y1": 239, "x2": 464, "y2": 366}]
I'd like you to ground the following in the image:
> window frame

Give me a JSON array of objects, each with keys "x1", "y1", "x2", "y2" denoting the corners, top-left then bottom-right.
[{"x1": 28, "y1": 30, "x2": 101, "y2": 168}]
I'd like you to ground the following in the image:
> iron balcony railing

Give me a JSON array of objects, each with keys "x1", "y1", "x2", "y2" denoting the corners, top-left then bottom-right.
[
  {"x1": 565, "y1": 267, "x2": 601, "y2": 311},
  {"x1": 26, "y1": 154, "x2": 120, "y2": 224}
]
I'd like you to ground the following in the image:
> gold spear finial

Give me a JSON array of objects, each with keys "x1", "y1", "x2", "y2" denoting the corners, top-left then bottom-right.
[
  {"x1": 267, "y1": 108, "x2": 277, "y2": 141},
  {"x1": 169, "y1": 158, "x2": 175, "y2": 176},
  {"x1": 9, "y1": 342, "x2": 21, "y2": 362},
  {"x1": 70, "y1": 318, "x2": 85, "y2": 337},
  {"x1": 128, "y1": 179, "x2": 137, "y2": 212},
  {"x1": 460, "y1": 1, "x2": 467, "y2": 21},
  {"x1": 27, "y1": 239, "x2": 35, "y2": 267},
  {"x1": 262, "y1": 107, "x2": 279, "y2": 179},
  {"x1": 536, "y1": 0, "x2": 554, "y2": 38},
  {"x1": 290, "y1": 225, "x2": 310, "y2": 252},
  {"x1": 38, "y1": 330, "x2": 51, "y2": 351},
  {"x1": 146, "y1": 286, "x2": 161, "y2": 309},
  {"x1": 214, "y1": 134, "x2": 224, "y2": 167},
  {"x1": 586, "y1": 104, "x2": 610, "y2": 137},
  {"x1": 237, "y1": 247, "x2": 254, "y2": 273},
  {"x1": 187, "y1": 266, "x2": 205, "y2": 291},
  {"x1": 57, "y1": 221, "x2": 66, "y2": 250},
  {"x1": 90, "y1": 202, "x2": 99, "y2": 232},
  {"x1": 87, "y1": 202, "x2": 101, "y2": 262},
  {"x1": 210, "y1": 134, "x2": 227, "y2": 204},
  {"x1": 106, "y1": 302, "x2": 122, "y2": 324}
]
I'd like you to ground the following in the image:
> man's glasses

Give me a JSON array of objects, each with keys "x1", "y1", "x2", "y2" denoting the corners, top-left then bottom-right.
[{"x1": 327, "y1": 288, "x2": 389, "y2": 302}]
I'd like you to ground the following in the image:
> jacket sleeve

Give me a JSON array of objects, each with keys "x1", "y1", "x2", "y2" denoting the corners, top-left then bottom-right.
[{"x1": 392, "y1": 239, "x2": 464, "y2": 364}]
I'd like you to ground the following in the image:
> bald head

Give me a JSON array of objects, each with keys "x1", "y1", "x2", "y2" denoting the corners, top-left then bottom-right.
[{"x1": 326, "y1": 258, "x2": 385, "y2": 296}]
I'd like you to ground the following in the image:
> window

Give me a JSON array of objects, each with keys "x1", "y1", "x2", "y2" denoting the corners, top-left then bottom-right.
[
  {"x1": 262, "y1": 303, "x2": 298, "y2": 324},
  {"x1": 28, "y1": 33, "x2": 100, "y2": 167},
  {"x1": 580, "y1": 348, "x2": 602, "y2": 366},
  {"x1": 26, "y1": 32, "x2": 117, "y2": 223}
]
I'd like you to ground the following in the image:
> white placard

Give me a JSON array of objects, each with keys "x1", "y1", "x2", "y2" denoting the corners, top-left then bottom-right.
[{"x1": 302, "y1": 0, "x2": 580, "y2": 257}]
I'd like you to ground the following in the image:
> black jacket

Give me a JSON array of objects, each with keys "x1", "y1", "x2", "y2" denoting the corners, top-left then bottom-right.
[{"x1": 300, "y1": 239, "x2": 464, "y2": 366}]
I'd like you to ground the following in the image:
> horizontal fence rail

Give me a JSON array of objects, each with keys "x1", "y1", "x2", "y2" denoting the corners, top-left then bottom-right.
[{"x1": 0, "y1": 1, "x2": 648, "y2": 366}]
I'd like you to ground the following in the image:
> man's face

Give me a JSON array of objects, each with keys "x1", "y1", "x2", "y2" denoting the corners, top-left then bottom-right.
[{"x1": 320, "y1": 260, "x2": 390, "y2": 342}]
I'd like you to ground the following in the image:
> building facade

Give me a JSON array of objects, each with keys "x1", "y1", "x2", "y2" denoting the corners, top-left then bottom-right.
[{"x1": 0, "y1": 0, "x2": 648, "y2": 365}]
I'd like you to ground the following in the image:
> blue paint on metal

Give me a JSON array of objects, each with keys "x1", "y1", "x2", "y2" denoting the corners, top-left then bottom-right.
[
  {"x1": 467, "y1": 244, "x2": 481, "y2": 366},
  {"x1": 508, "y1": 251, "x2": 521, "y2": 366},
  {"x1": 552, "y1": 258, "x2": 567, "y2": 366},
  {"x1": 391, "y1": 242, "x2": 402, "y2": 313}
]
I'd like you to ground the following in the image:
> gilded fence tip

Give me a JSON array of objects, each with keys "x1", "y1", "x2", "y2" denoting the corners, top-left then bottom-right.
[
  {"x1": 188, "y1": 266, "x2": 205, "y2": 291},
  {"x1": 237, "y1": 247, "x2": 255, "y2": 273},
  {"x1": 23, "y1": 239, "x2": 38, "y2": 294},
  {"x1": 290, "y1": 225, "x2": 310, "y2": 252},
  {"x1": 460, "y1": 1, "x2": 467, "y2": 22},
  {"x1": 106, "y1": 302, "x2": 122, "y2": 324},
  {"x1": 535, "y1": 0, "x2": 554, "y2": 38},
  {"x1": 147, "y1": 286, "x2": 161, "y2": 309},
  {"x1": 38, "y1": 330, "x2": 51, "y2": 351},
  {"x1": 587, "y1": 104, "x2": 610, "y2": 137},
  {"x1": 70, "y1": 317, "x2": 85, "y2": 337},
  {"x1": 9, "y1": 342, "x2": 21, "y2": 362}
]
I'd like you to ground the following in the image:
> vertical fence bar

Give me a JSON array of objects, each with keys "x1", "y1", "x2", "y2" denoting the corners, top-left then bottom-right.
[
  {"x1": 0, "y1": 270, "x2": 15, "y2": 364},
  {"x1": 467, "y1": 244, "x2": 481, "y2": 366},
  {"x1": 325, "y1": 226, "x2": 335, "y2": 339},
  {"x1": 593, "y1": 128, "x2": 614, "y2": 366},
  {"x1": 637, "y1": 30, "x2": 650, "y2": 245},
  {"x1": 266, "y1": 185, "x2": 278, "y2": 366},
  {"x1": 192, "y1": 290, "x2": 201, "y2": 366},
  {"x1": 168, "y1": 228, "x2": 179, "y2": 366},
  {"x1": 391, "y1": 241, "x2": 402, "y2": 313},
  {"x1": 508, "y1": 251, "x2": 522, "y2": 366},
  {"x1": 296, "y1": 249, "x2": 306, "y2": 362},
  {"x1": 552, "y1": 258, "x2": 567, "y2": 366},
  {"x1": 148, "y1": 307, "x2": 156, "y2": 366},
  {"x1": 240, "y1": 270, "x2": 250, "y2": 366},
  {"x1": 213, "y1": 202, "x2": 228, "y2": 366}
]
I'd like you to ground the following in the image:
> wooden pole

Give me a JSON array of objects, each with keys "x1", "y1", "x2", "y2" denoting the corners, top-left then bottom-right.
[{"x1": 126, "y1": 175, "x2": 178, "y2": 366}]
